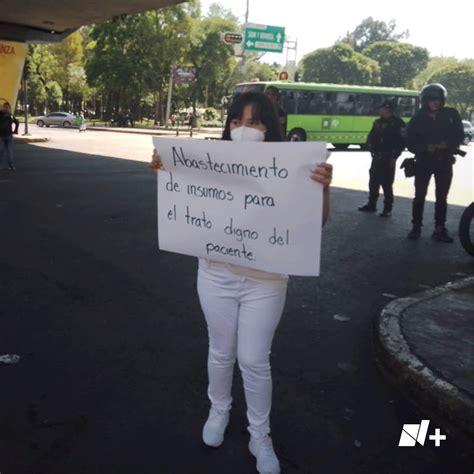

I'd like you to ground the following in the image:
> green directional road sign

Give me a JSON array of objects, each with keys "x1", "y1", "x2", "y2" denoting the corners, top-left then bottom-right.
[{"x1": 243, "y1": 24, "x2": 285, "y2": 53}]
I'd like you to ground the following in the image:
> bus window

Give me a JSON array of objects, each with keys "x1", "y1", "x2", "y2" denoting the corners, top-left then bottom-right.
[
  {"x1": 310, "y1": 92, "x2": 333, "y2": 115},
  {"x1": 294, "y1": 91, "x2": 335, "y2": 115},
  {"x1": 333, "y1": 93, "x2": 354, "y2": 115},
  {"x1": 296, "y1": 91, "x2": 315, "y2": 114},
  {"x1": 397, "y1": 96, "x2": 416, "y2": 117},
  {"x1": 354, "y1": 94, "x2": 384, "y2": 116},
  {"x1": 280, "y1": 90, "x2": 296, "y2": 114}
]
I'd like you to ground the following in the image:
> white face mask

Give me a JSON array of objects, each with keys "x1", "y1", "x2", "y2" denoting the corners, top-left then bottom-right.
[{"x1": 230, "y1": 126, "x2": 265, "y2": 142}]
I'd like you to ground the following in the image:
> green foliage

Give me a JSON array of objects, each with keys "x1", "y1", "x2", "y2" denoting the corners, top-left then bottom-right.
[
  {"x1": 26, "y1": 45, "x2": 62, "y2": 112},
  {"x1": 206, "y1": 2, "x2": 238, "y2": 23},
  {"x1": 203, "y1": 107, "x2": 218, "y2": 120},
  {"x1": 85, "y1": 5, "x2": 195, "y2": 118},
  {"x1": 185, "y1": 13, "x2": 238, "y2": 110},
  {"x1": 46, "y1": 81, "x2": 63, "y2": 107},
  {"x1": 341, "y1": 17, "x2": 409, "y2": 52},
  {"x1": 81, "y1": 2, "x2": 237, "y2": 120},
  {"x1": 244, "y1": 61, "x2": 279, "y2": 82},
  {"x1": 49, "y1": 31, "x2": 84, "y2": 86},
  {"x1": 302, "y1": 43, "x2": 380, "y2": 85},
  {"x1": 411, "y1": 57, "x2": 462, "y2": 90},
  {"x1": 50, "y1": 32, "x2": 88, "y2": 110},
  {"x1": 25, "y1": 30, "x2": 90, "y2": 113},
  {"x1": 428, "y1": 63, "x2": 474, "y2": 116},
  {"x1": 363, "y1": 41, "x2": 429, "y2": 87}
]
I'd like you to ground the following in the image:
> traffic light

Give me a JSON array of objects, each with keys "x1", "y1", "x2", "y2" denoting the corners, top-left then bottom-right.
[
  {"x1": 222, "y1": 32, "x2": 243, "y2": 45},
  {"x1": 279, "y1": 71, "x2": 289, "y2": 81}
]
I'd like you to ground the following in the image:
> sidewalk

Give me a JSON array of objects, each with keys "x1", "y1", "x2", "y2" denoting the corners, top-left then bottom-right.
[
  {"x1": 374, "y1": 276, "x2": 474, "y2": 443},
  {"x1": 14, "y1": 125, "x2": 224, "y2": 143},
  {"x1": 86, "y1": 124, "x2": 223, "y2": 139},
  {"x1": 13, "y1": 134, "x2": 48, "y2": 144}
]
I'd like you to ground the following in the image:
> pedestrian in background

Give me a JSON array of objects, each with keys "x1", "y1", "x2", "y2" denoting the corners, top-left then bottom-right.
[
  {"x1": 79, "y1": 113, "x2": 87, "y2": 132},
  {"x1": 0, "y1": 102, "x2": 19, "y2": 171},
  {"x1": 74, "y1": 112, "x2": 86, "y2": 132},
  {"x1": 406, "y1": 83, "x2": 464, "y2": 242},
  {"x1": 126, "y1": 111, "x2": 134, "y2": 128},
  {"x1": 358, "y1": 100, "x2": 406, "y2": 217},
  {"x1": 151, "y1": 92, "x2": 333, "y2": 474}
]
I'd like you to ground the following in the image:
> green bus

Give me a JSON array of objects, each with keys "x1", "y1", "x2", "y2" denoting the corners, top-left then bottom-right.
[{"x1": 234, "y1": 81, "x2": 419, "y2": 149}]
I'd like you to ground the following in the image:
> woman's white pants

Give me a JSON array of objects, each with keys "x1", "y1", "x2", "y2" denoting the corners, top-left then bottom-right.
[{"x1": 197, "y1": 262, "x2": 287, "y2": 440}]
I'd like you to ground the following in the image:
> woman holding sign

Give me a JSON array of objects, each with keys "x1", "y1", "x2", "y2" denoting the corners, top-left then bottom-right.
[{"x1": 151, "y1": 92, "x2": 332, "y2": 474}]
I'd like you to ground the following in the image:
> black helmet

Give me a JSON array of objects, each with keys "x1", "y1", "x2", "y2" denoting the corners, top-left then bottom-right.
[
  {"x1": 380, "y1": 99, "x2": 397, "y2": 112},
  {"x1": 421, "y1": 83, "x2": 447, "y2": 105}
]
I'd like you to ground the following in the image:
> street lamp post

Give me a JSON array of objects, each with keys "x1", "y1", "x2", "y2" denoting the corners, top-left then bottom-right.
[
  {"x1": 22, "y1": 77, "x2": 30, "y2": 136},
  {"x1": 240, "y1": 0, "x2": 250, "y2": 78}
]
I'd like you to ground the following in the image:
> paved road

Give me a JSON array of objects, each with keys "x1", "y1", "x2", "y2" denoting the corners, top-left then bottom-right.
[
  {"x1": 0, "y1": 130, "x2": 472, "y2": 474},
  {"x1": 24, "y1": 123, "x2": 474, "y2": 206}
]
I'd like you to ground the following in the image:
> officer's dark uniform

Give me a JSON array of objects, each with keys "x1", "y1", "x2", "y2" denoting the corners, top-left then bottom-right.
[
  {"x1": 359, "y1": 101, "x2": 405, "y2": 216},
  {"x1": 406, "y1": 84, "x2": 464, "y2": 241}
]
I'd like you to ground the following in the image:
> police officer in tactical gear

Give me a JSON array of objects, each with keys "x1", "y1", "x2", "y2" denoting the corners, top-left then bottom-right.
[
  {"x1": 358, "y1": 100, "x2": 406, "y2": 217},
  {"x1": 406, "y1": 83, "x2": 464, "y2": 242}
]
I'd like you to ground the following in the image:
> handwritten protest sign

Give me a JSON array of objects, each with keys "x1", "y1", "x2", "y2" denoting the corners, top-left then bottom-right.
[{"x1": 153, "y1": 137, "x2": 328, "y2": 276}]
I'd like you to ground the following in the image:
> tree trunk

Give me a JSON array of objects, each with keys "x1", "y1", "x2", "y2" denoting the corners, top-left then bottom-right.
[{"x1": 154, "y1": 93, "x2": 160, "y2": 125}]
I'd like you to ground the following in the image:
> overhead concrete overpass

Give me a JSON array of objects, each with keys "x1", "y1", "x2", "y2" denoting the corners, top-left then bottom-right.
[{"x1": 0, "y1": 0, "x2": 184, "y2": 107}]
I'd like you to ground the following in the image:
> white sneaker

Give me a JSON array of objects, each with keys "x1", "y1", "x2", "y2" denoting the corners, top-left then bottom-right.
[
  {"x1": 202, "y1": 407, "x2": 229, "y2": 447},
  {"x1": 249, "y1": 435, "x2": 281, "y2": 474}
]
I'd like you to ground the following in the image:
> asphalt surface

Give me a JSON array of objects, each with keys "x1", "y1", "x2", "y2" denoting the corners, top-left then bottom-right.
[{"x1": 0, "y1": 134, "x2": 473, "y2": 474}]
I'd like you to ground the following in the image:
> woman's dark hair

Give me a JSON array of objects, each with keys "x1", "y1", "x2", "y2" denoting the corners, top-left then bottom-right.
[{"x1": 222, "y1": 92, "x2": 284, "y2": 142}]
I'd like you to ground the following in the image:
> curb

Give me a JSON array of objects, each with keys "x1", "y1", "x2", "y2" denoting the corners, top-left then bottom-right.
[
  {"x1": 14, "y1": 135, "x2": 49, "y2": 144},
  {"x1": 87, "y1": 126, "x2": 183, "y2": 137},
  {"x1": 87, "y1": 126, "x2": 223, "y2": 138},
  {"x1": 373, "y1": 277, "x2": 474, "y2": 443}
]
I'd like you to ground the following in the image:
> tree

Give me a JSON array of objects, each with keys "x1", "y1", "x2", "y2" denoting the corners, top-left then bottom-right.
[
  {"x1": 185, "y1": 13, "x2": 238, "y2": 111},
  {"x1": 26, "y1": 45, "x2": 63, "y2": 113},
  {"x1": 206, "y1": 2, "x2": 238, "y2": 23},
  {"x1": 228, "y1": 59, "x2": 279, "y2": 85},
  {"x1": 341, "y1": 17, "x2": 409, "y2": 52},
  {"x1": 133, "y1": 5, "x2": 196, "y2": 122},
  {"x1": 49, "y1": 31, "x2": 88, "y2": 111},
  {"x1": 85, "y1": 17, "x2": 146, "y2": 117},
  {"x1": 363, "y1": 41, "x2": 429, "y2": 87},
  {"x1": 411, "y1": 56, "x2": 463, "y2": 90},
  {"x1": 245, "y1": 62, "x2": 279, "y2": 82},
  {"x1": 301, "y1": 43, "x2": 380, "y2": 85},
  {"x1": 428, "y1": 63, "x2": 474, "y2": 117},
  {"x1": 85, "y1": 4, "x2": 194, "y2": 121}
]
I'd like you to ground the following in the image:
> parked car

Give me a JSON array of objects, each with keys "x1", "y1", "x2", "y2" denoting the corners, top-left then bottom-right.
[
  {"x1": 463, "y1": 120, "x2": 473, "y2": 145},
  {"x1": 36, "y1": 112, "x2": 76, "y2": 128}
]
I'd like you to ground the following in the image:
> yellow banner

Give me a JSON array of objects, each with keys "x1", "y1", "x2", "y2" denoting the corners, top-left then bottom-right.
[{"x1": 0, "y1": 41, "x2": 27, "y2": 110}]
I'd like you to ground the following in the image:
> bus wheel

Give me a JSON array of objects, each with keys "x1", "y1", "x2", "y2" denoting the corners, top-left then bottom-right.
[
  {"x1": 333, "y1": 144, "x2": 349, "y2": 150},
  {"x1": 288, "y1": 129, "x2": 306, "y2": 141}
]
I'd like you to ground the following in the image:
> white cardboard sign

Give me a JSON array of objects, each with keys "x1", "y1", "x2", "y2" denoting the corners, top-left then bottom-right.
[{"x1": 154, "y1": 137, "x2": 327, "y2": 276}]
